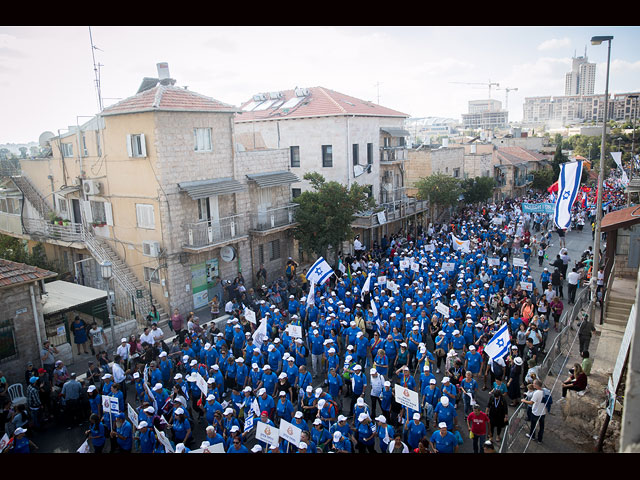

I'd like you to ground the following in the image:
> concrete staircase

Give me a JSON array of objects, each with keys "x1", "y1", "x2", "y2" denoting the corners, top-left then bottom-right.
[{"x1": 10, "y1": 174, "x2": 54, "y2": 220}]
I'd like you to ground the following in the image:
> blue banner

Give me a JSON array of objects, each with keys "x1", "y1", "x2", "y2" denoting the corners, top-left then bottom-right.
[{"x1": 522, "y1": 202, "x2": 555, "y2": 214}]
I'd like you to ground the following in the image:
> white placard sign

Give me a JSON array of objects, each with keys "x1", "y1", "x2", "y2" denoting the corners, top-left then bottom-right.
[
  {"x1": 435, "y1": 301, "x2": 450, "y2": 318},
  {"x1": 488, "y1": 257, "x2": 500, "y2": 267},
  {"x1": 377, "y1": 276, "x2": 387, "y2": 286},
  {"x1": 244, "y1": 307, "x2": 256, "y2": 325},
  {"x1": 287, "y1": 324, "x2": 303, "y2": 339},
  {"x1": 394, "y1": 384, "x2": 420, "y2": 412},
  {"x1": 425, "y1": 243, "x2": 435, "y2": 252},
  {"x1": 399, "y1": 260, "x2": 410, "y2": 270},
  {"x1": 442, "y1": 262, "x2": 455, "y2": 272},
  {"x1": 255, "y1": 421, "x2": 280, "y2": 447},
  {"x1": 190, "y1": 443, "x2": 225, "y2": 453},
  {"x1": 196, "y1": 372, "x2": 209, "y2": 397},
  {"x1": 278, "y1": 419, "x2": 302, "y2": 447},
  {"x1": 127, "y1": 403, "x2": 139, "y2": 428},
  {"x1": 513, "y1": 258, "x2": 526, "y2": 267},
  {"x1": 411, "y1": 262, "x2": 420, "y2": 272},
  {"x1": 520, "y1": 281, "x2": 533, "y2": 292},
  {"x1": 155, "y1": 426, "x2": 175, "y2": 453},
  {"x1": 377, "y1": 211, "x2": 387, "y2": 225},
  {"x1": 102, "y1": 395, "x2": 119, "y2": 414},
  {"x1": 77, "y1": 439, "x2": 91, "y2": 453}
]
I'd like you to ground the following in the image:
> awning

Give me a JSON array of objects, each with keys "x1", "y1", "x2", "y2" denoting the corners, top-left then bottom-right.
[
  {"x1": 54, "y1": 185, "x2": 81, "y2": 196},
  {"x1": 246, "y1": 171, "x2": 300, "y2": 188},
  {"x1": 380, "y1": 127, "x2": 410, "y2": 137},
  {"x1": 41, "y1": 280, "x2": 107, "y2": 316},
  {"x1": 178, "y1": 177, "x2": 246, "y2": 200}
]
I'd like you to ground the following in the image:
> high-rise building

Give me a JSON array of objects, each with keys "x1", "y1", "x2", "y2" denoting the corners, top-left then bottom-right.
[{"x1": 564, "y1": 52, "x2": 596, "y2": 96}]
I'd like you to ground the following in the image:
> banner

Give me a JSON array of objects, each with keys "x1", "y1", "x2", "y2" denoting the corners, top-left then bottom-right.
[
  {"x1": 244, "y1": 307, "x2": 256, "y2": 325},
  {"x1": 306, "y1": 281, "x2": 315, "y2": 307},
  {"x1": 255, "y1": 421, "x2": 280, "y2": 447},
  {"x1": 306, "y1": 257, "x2": 334, "y2": 285},
  {"x1": 102, "y1": 395, "x2": 119, "y2": 414},
  {"x1": 520, "y1": 281, "x2": 533, "y2": 292},
  {"x1": 554, "y1": 161, "x2": 583, "y2": 229},
  {"x1": 451, "y1": 234, "x2": 470, "y2": 253},
  {"x1": 279, "y1": 419, "x2": 302, "y2": 447},
  {"x1": 522, "y1": 202, "x2": 555, "y2": 214},
  {"x1": 442, "y1": 262, "x2": 455, "y2": 272},
  {"x1": 487, "y1": 257, "x2": 500, "y2": 267},
  {"x1": 155, "y1": 426, "x2": 175, "y2": 453},
  {"x1": 394, "y1": 384, "x2": 420, "y2": 412}
]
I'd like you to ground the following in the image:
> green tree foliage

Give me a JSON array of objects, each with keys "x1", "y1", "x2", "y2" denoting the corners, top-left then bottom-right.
[
  {"x1": 461, "y1": 176, "x2": 495, "y2": 204},
  {"x1": 531, "y1": 168, "x2": 555, "y2": 192},
  {"x1": 0, "y1": 234, "x2": 61, "y2": 275},
  {"x1": 292, "y1": 172, "x2": 374, "y2": 259},
  {"x1": 414, "y1": 173, "x2": 462, "y2": 209}
]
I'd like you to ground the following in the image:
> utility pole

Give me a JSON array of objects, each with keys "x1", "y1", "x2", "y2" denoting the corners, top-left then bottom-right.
[{"x1": 89, "y1": 26, "x2": 104, "y2": 112}]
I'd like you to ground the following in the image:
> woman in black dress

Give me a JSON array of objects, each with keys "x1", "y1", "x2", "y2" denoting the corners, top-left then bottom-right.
[
  {"x1": 506, "y1": 356, "x2": 523, "y2": 406},
  {"x1": 486, "y1": 390, "x2": 509, "y2": 443}
]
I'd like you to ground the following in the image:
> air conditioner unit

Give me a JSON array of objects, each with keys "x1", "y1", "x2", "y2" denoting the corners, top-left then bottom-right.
[
  {"x1": 82, "y1": 179, "x2": 101, "y2": 195},
  {"x1": 142, "y1": 240, "x2": 161, "y2": 258}
]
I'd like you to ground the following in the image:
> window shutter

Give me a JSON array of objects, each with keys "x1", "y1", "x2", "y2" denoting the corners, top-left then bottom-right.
[
  {"x1": 139, "y1": 134, "x2": 147, "y2": 157},
  {"x1": 126, "y1": 134, "x2": 133, "y2": 157},
  {"x1": 104, "y1": 202, "x2": 114, "y2": 226},
  {"x1": 81, "y1": 200, "x2": 93, "y2": 223}
]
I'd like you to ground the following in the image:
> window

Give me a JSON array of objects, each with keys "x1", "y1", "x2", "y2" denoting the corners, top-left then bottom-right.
[
  {"x1": 292, "y1": 188, "x2": 301, "y2": 199},
  {"x1": 144, "y1": 267, "x2": 160, "y2": 284},
  {"x1": 367, "y1": 143, "x2": 373, "y2": 165},
  {"x1": 322, "y1": 145, "x2": 333, "y2": 167},
  {"x1": 270, "y1": 239, "x2": 281, "y2": 261},
  {"x1": 290, "y1": 146, "x2": 300, "y2": 167},
  {"x1": 82, "y1": 134, "x2": 88, "y2": 156},
  {"x1": 136, "y1": 204, "x2": 155, "y2": 229},
  {"x1": 61, "y1": 143, "x2": 73, "y2": 158},
  {"x1": 0, "y1": 197, "x2": 20, "y2": 215},
  {"x1": 90, "y1": 201, "x2": 106, "y2": 224},
  {"x1": 0, "y1": 318, "x2": 18, "y2": 361},
  {"x1": 258, "y1": 244, "x2": 265, "y2": 265},
  {"x1": 352, "y1": 144, "x2": 359, "y2": 166},
  {"x1": 194, "y1": 128, "x2": 212, "y2": 152},
  {"x1": 126, "y1": 134, "x2": 147, "y2": 157},
  {"x1": 453, "y1": 168, "x2": 460, "y2": 178},
  {"x1": 57, "y1": 196, "x2": 68, "y2": 216}
]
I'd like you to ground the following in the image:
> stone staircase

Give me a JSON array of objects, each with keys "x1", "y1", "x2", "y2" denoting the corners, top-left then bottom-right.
[{"x1": 604, "y1": 294, "x2": 634, "y2": 328}]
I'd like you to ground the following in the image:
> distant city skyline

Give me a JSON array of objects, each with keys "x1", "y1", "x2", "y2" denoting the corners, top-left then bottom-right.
[{"x1": 1, "y1": 26, "x2": 639, "y2": 143}]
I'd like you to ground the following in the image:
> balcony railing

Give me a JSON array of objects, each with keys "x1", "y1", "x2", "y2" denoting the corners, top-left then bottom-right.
[
  {"x1": 380, "y1": 147, "x2": 408, "y2": 163},
  {"x1": 22, "y1": 217, "x2": 85, "y2": 242},
  {"x1": 250, "y1": 204, "x2": 298, "y2": 232},
  {"x1": 515, "y1": 174, "x2": 534, "y2": 186},
  {"x1": 184, "y1": 214, "x2": 247, "y2": 249},
  {"x1": 353, "y1": 196, "x2": 428, "y2": 228}
]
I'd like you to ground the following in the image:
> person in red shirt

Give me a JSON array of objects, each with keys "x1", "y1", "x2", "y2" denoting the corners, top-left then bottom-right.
[{"x1": 467, "y1": 403, "x2": 491, "y2": 453}]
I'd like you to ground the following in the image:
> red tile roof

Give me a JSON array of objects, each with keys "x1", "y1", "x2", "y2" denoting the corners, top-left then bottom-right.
[
  {"x1": 494, "y1": 146, "x2": 551, "y2": 166},
  {"x1": 101, "y1": 85, "x2": 240, "y2": 116},
  {"x1": 601, "y1": 205, "x2": 640, "y2": 232},
  {"x1": 0, "y1": 259, "x2": 57, "y2": 288},
  {"x1": 235, "y1": 86, "x2": 409, "y2": 123}
]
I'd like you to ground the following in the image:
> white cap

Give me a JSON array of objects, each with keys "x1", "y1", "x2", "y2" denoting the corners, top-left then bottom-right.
[
  {"x1": 313, "y1": 418, "x2": 322, "y2": 425},
  {"x1": 413, "y1": 412, "x2": 421, "y2": 420},
  {"x1": 251, "y1": 445, "x2": 263, "y2": 453},
  {"x1": 294, "y1": 411, "x2": 304, "y2": 418},
  {"x1": 333, "y1": 431, "x2": 342, "y2": 442},
  {"x1": 137, "y1": 421, "x2": 148, "y2": 429},
  {"x1": 358, "y1": 412, "x2": 369, "y2": 423},
  {"x1": 375, "y1": 415, "x2": 387, "y2": 423},
  {"x1": 175, "y1": 407, "x2": 185, "y2": 415},
  {"x1": 224, "y1": 408, "x2": 234, "y2": 415},
  {"x1": 439, "y1": 422, "x2": 448, "y2": 429},
  {"x1": 338, "y1": 415, "x2": 347, "y2": 422},
  {"x1": 440, "y1": 396, "x2": 450, "y2": 406}
]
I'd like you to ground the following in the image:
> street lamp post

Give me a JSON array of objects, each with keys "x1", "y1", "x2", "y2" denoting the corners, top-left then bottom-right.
[
  {"x1": 100, "y1": 260, "x2": 116, "y2": 348},
  {"x1": 588, "y1": 35, "x2": 613, "y2": 329},
  {"x1": 628, "y1": 94, "x2": 638, "y2": 206}
]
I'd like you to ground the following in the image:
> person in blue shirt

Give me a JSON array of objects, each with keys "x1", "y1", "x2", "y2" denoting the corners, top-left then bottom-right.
[
  {"x1": 311, "y1": 418, "x2": 332, "y2": 452},
  {"x1": 460, "y1": 371, "x2": 479, "y2": 416},
  {"x1": 110, "y1": 413, "x2": 133, "y2": 453},
  {"x1": 429, "y1": 422, "x2": 458, "y2": 453},
  {"x1": 422, "y1": 379, "x2": 441, "y2": 424},
  {"x1": 227, "y1": 436, "x2": 249, "y2": 453},
  {"x1": 433, "y1": 395, "x2": 458, "y2": 431},
  {"x1": 85, "y1": 414, "x2": 105, "y2": 453},
  {"x1": 326, "y1": 366, "x2": 344, "y2": 403},
  {"x1": 203, "y1": 394, "x2": 223, "y2": 426},
  {"x1": 256, "y1": 388, "x2": 275, "y2": 419},
  {"x1": 137, "y1": 421, "x2": 156, "y2": 453},
  {"x1": 275, "y1": 391, "x2": 295, "y2": 423},
  {"x1": 405, "y1": 412, "x2": 427, "y2": 450},
  {"x1": 349, "y1": 364, "x2": 367, "y2": 416},
  {"x1": 261, "y1": 365, "x2": 278, "y2": 397},
  {"x1": 331, "y1": 430, "x2": 352, "y2": 453},
  {"x1": 110, "y1": 383, "x2": 125, "y2": 414},
  {"x1": 355, "y1": 413, "x2": 376, "y2": 453},
  {"x1": 465, "y1": 345, "x2": 483, "y2": 376},
  {"x1": 8, "y1": 427, "x2": 37, "y2": 453},
  {"x1": 169, "y1": 407, "x2": 192, "y2": 446}
]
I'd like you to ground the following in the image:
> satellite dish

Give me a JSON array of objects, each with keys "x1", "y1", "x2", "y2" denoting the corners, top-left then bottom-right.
[
  {"x1": 39, "y1": 131, "x2": 55, "y2": 147},
  {"x1": 353, "y1": 165, "x2": 364, "y2": 177}
]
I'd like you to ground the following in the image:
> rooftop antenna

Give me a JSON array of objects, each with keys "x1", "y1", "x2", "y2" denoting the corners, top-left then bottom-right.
[
  {"x1": 374, "y1": 81, "x2": 381, "y2": 104},
  {"x1": 89, "y1": 26, "x2": 103, "y2": 111}
]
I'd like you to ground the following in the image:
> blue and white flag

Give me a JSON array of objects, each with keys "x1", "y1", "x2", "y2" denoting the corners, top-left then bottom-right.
[
  {"x1": 361, "y1": 272, "x2": 374, "y2": 301},
  {"x1": 611, "y1": 152, "x2": 629, "y2": 186},
  {"x1": 306, "y1": 257, "x2": 334, "y2": 285},
  {"x1": 306, "y1": 281, "x2": 315, "y2": 307},
  {"x1": 554, "y1": 161, "x2": 583, "y2": 229},
  {"x1": 483, "y1": 323, "x2": 511, "y2": 362}
]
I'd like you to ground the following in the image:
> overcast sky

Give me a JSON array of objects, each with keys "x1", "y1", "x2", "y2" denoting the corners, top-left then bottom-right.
[{"x1": 1, "y1": 26, "x2": 639, "y2": 144}]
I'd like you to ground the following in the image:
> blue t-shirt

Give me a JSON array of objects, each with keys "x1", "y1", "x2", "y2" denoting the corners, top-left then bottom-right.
[{"x1": 430, "y1": 430, "x2": 457, "y2": 453}]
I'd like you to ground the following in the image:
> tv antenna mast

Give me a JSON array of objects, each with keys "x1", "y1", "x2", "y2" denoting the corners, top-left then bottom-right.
[{"x1": 89, "y1": 26, "x2": 104, "y2": 111}]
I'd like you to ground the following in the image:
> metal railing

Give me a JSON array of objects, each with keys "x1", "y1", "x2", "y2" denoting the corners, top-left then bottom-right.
[
  {"x1": 184, "y1": 213, "x2": 247, "y2": 248},
  {"x1": 250, "y1": 204, "x2": 298, "y2": 232},
  {"x1": 380, "y1": 147, "x2": 407, "y2": 163},
  {"x1": 499, "y1": 287, "x2": 591, "y2": 453},
  {"x1": 23, "y1": 217, "x2": 85, "y2": 242}
]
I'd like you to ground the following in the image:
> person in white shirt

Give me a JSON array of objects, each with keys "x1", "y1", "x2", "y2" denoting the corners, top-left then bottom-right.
[
  {"x1": 567, "y1": 267, "x2": 580, "y2": 305},
  {"x1": 369, "y1": 368, "x2": 385, "y2": 419},
  {"x1": 522, "y1": 379, "x2": 546, "y2": 443},
  {"x1": 149, "y1": 323, "x2": 164, "y2": 343},
  {"x1": 112, "y1": 355, "x2": 128, "y2": 402},
  {"x1": 116, "y1": 338, "x2": 131, "y2": 366},
  {"x1": 139, "y1": 327, "x2": 155, "y2": 346}
]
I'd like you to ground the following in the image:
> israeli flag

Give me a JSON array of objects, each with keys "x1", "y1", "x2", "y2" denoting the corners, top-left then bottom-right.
[
  {"x1": 244, "y1": 413, "x2": 255, "y2": 432},
  {"x1": 554, "y1": 161, "x2": 583, "y2": 229},
  {"x1": 483, "y1": 323, "x2": 511, "y2": 362},
  {"x1": 306, "y1": 257, "x2": 334, "y2": 285}
]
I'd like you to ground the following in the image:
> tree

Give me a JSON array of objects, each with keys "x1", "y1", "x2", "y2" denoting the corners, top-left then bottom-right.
[
  {"x1": 292, "y1": 172, "x2": 374, "y2": 260},
  {"x1": 461, "y1": 176, "x2": 495, "y2": 204},
  {"x1": 531, "y1": 168, "x2": 555, "y2": 192},
  {"x1": 415, "y1": 173, "x2": 462, "y2": 209}
]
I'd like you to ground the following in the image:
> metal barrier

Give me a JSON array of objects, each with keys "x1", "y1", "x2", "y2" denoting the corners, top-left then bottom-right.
[{"x1": 499, "y1": 287, "x2": 591, "y2": 452}]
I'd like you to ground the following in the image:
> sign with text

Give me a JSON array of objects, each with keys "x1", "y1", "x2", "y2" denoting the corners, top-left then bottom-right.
[
  {"x1": 196, "y1": 372, "x2": 209, "y2": 397},
  {"x1": 488, "y1": 257, "x2": 500, "y2": 267},
  {"x1": 278, "y1": 419, "x2": 302, "y2": 447},
  {"x1": 442, "y1": 262, "x2": 455, "y2": 272},
  {"x1": 522, "y1": 202, "x2": 555, "y2": 214},
  {"x1": 255, "y1": 421, "x2": 280, "y2": 447},
  {"x1": 102, "y1": 395, "x2": 119, "y2": 414},
  {"x1": 190, "y1": 442, "x2": 225, "y2": 453},
  {"x1": 513, "y1": 258, "x2": 526, "y2": 268},
  {"x1": 520, "y1": 281, "x2": 533, "y2": 292},
  {"x1": 287, "y1": 324, "x2": 303, "y2": 339},
  {"x1": 394, "y1": 384, "x2": 420, "y2": 412},
  {"x1": 155, "y1": 426, "x2": 175, "y2": 453},
  {"x1": 127, "y1": 403, "x2": 139, "y2": 428},
  {"x1": 435, "y1": 301, "x2": 450, "y2": 318}
]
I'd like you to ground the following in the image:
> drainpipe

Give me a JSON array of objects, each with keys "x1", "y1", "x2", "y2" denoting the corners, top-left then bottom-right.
[{"x1": 30, "y1": 283, "x2": 44, "y2": 368}]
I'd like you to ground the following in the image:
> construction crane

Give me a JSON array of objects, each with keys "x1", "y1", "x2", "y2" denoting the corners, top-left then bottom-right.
[
  {"x1": 497, "y1": 86, "x2": 518, "y2": 111},
  {"x1": 449, "y1": 80, "x2": 500, "y2": 99}
]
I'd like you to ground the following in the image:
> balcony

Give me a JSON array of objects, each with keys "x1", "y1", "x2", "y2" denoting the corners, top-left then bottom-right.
[
  {"x1": 515, "y1": 174, "x2": 534, "y2": 187},
  {"x1": 352, "y1": 196, "x2": 428, "y2": 229},
  {"x1": 249, "y1": 204, "x2": 298, "y2": 235},
  {"x1": 380, "y1": 147, "x2": 408, "y2": 164},
  {"x1": 183, "y1": 214, "x2": 248, "y2": 252},
  {"x1": 22, "y1": 217, "x2": 85, "y2": 242}
]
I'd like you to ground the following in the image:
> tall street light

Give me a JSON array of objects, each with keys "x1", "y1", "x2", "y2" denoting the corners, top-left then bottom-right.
[
  {"x1": 589, "y1": 34, "x2": 613, "y2": 329},
  {"x1": 100, "y1": 260, "x2": 116, "y2": 348}
]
